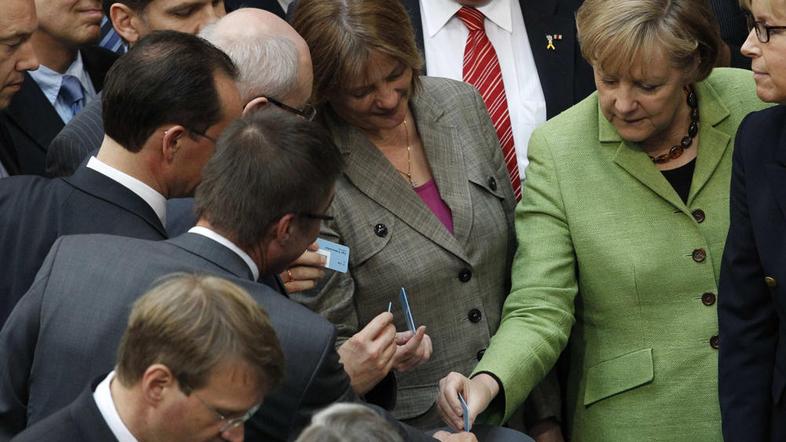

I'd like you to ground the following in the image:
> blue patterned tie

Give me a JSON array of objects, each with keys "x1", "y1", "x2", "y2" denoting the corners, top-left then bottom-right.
[
  {"x1": 59, "y1": 75, "x2": 84, "y2": 120},
  {"x1": 99, "y1": 16, "x2": 126, "y2": 54}
]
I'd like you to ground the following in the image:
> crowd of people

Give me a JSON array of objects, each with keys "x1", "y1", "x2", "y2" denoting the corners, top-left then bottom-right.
[{"x1": 0, "y1": 0, "x2": 783, "y2": 441}]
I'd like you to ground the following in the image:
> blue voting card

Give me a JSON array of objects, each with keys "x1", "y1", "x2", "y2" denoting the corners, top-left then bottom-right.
[
  {"x1": 459, "y1": 393, "x2": 471, "y2": 432},
  {"x1": 399, "y1": 287, "x2": 416, "y2": 333},
  {"x1": 315, "y1": 238, "x2": 349, "y2": 273}
]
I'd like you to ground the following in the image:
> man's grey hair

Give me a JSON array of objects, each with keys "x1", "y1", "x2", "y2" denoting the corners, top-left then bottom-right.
[
  {"x1": 200, "y1": 23, "x2": 299, "y2": 103},
  {"x1": 294, "y1": 403, "x2": 403, "y2": 442}
]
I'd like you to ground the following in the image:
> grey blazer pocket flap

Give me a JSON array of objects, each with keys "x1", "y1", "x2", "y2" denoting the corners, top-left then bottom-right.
[
  {"x1": 583, "y1": 348, "x2": 654, "y2": 406},
  {"x1": 468, "y1": 172, "x2": 507, "y2": 199},
  {"x1": 349, "y1": 217, "x2": 395, "y2": 266}
]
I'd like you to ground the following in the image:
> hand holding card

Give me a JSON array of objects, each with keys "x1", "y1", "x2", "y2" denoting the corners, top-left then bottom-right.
[
  {"x1": 315, "y1": 238, "x2": 350, "y2": 273},
  {"x1": 458, "y1": 393, "x2": 472, "y2": 432}
]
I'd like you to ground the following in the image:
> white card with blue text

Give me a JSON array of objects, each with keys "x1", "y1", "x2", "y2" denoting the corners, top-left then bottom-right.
[{"x1": 315, "y1": 238, "x2": 349, "y2": 273}]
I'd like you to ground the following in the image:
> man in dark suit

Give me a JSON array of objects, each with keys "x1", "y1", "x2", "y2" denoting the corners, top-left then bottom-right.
[
  {"x1": 401, "y1": 0, "x2": 594, "y2": 185},
  {"x1": 0, "y1": 0, "x2": 119, "y2": 175},
  {"x1": 0, "y1": 31, "x2": 242, "y2": 326},
  {"x1": 45, "y1": 0, "x2": 226, "y2": 178},
  {"x1": 0, "y1": 109, "x2": 470, "y2": 442},
  {"x1": 12, "y1": 274, "x2": 286, "y2": 442},
  {"x1": 0, "y1": 0, "x2": 39, "y2": 177}
]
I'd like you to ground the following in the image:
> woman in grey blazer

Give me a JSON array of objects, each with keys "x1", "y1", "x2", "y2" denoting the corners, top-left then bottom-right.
[{"x1": 289, "y1": 0, "x2": 546, "y2": 431}]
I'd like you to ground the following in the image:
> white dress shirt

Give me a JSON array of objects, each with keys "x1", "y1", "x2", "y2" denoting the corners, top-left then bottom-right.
[
  {"x1": 93, "y1": 371, "x2": 138, "y2": 442},
  {"x1": 87, "y1": 156, "x2": 167, "y2": 226},
  {"x1": 28, "y1": 51, "x2": 98, "y2": 124},
  {"x1": 189, "y1": 226, "x2": 260, "y2": 280},
  {"x1": 419, "y1": 0, "x2": 546, "y2": 178}
]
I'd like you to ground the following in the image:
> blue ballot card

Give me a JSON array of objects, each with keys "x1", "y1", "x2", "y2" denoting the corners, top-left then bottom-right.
[
  {"x1": 459, "y1": 393, "x2": 471, "y2": 432},
  {"x1": 315, "y1": 238, "x2": 349, "y2": 273},
  {"x1": 399, "y1": 287, "x2": 416, "y2": 333}
]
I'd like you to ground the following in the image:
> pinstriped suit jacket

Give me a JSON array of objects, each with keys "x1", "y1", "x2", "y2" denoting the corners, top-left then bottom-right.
[
  {"x1": 45, "y1": 95, "x2": 103, "y2": 178},
  {"x1": 292, "y1": 77, "x2": 518, "y2": 426}
]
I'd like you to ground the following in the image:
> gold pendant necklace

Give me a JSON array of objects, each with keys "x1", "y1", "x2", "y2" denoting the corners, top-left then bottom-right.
[{"x1": 396, "y1": 118, "x2": 414, "y2": 186}]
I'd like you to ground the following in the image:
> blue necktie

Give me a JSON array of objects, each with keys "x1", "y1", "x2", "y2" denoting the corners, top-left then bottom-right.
[
  {"x1": 59, "y1": 75, "x2": 84, "y2": 121},
  {"x1": 99, "y1": 16, "x2": 126, "y2": 54}
]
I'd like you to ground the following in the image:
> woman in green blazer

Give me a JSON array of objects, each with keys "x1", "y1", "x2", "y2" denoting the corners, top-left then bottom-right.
[{"x1": 437, "y1": 0, "x2": 768, "y2": 440}]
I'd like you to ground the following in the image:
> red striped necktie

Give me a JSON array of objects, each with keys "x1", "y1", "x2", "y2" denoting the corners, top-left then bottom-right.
[{"x1": 457, "y1": 6, "x2": 521, "y2": 200}]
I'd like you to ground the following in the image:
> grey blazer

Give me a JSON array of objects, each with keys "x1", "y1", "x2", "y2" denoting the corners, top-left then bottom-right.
[
  {"x1": 292, "y1": 77, "x2": 517, "y2": 425},
  {"x1": 0, "y1": 233, "x2": 363, "y2": 441}
]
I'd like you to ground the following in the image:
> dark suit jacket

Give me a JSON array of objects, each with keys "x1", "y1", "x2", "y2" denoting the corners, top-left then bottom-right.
[
  {"x1": 0, "y1": 123, "x2": 19, "y2": 176},
  {"x1": 710, "y1": 0, "x2": 751, "y2": 69},
  {"x1": 719, "y1": 105, "x2": 786, "y2": 442},
  {"x1": 0, "y1": 166, "x2": 168, "y2": 326},
  {"x1": 402, "y1": 0, "x2": 595, "y2": 119},
  {"x1": 11, "y1": 382, "x2": 116, "y2": 442},
  {"x1": 0, "y1": 46, "x2": 117, "y2": 176},
  {"x1": 0, "y1": 233, "x2": 433, "y2": 442},
  {"x1": 45, "y1": 95, "x2": 104, "y2": 178}
]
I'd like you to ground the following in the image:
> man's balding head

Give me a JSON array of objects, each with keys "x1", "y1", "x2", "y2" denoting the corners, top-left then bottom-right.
[{"x1": 200, "y1": 8, "x2": 313, "y2": 112}]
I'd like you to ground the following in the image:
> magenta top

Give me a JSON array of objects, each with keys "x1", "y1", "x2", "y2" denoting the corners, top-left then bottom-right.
[{"x1": 414, "y1": 179, "x2": 454, "y2": 234}]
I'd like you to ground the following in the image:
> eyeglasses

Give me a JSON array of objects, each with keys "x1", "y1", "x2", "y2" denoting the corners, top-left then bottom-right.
[
  {"x1": 189, "y1": 129, "x2": 218, "y2": 144},
  {"x1": 266, "y1": 97, "x2": 317, "y2": 121},
  {"x1": 190, "y1": 390, "x2": 261, "y2": 433},
  {"x1": 746, "y1": 13, "x2": 786, "y2": 43},
  {"x1": 298, "y1": 212, "x2": 334, "y2": 221}
]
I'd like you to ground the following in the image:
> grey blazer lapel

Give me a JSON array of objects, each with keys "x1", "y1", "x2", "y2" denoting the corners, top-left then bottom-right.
[
  {"x1": 167, "y1": 233, "x2": 255, "y2": 280},
  {"x1": 411, "y1": 89, "x2": 474, "y2": 252},
  {"x1": 327, "y1": 104, "x2": 470, "y2": 263}
]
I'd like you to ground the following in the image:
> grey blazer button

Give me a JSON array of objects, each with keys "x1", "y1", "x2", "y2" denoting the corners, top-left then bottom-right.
[
  {"x1": 374, "y1": 223, "x2": 388, "y2": 237},
  {"x1": 468, "y1": 308, "x2": 482, "y2": 323},
  {"x1": 765, "y1": 276, "x2": 777, "y2": 288},
  {"x1": 476, "y1": 348, "x2": 486, "y2": 361},
  {"x1": 458, "y1": 269, "x2": 472, "y2": 282},
  {"x1": 488, "y1": 177, "x2": 497, "y2": 191}
]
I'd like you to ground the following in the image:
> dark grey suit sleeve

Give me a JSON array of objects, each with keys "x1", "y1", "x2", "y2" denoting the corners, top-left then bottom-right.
[
  {"x1": 0, "y1": 239, "x2": 62, "y2": 438},
  {"x1": 46, "y1": 98, "x2": 104, "y2": 178}
]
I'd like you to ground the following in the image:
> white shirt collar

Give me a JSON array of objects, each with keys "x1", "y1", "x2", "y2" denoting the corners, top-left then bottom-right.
[
  {"x1": 28, "y1": 51, "x2": 95, "y2": 106},
  {"x1": 93, "y1": 371, "x2": 139, "y2": 442},
  {"x1": 86, "y1": 156, "x2": 167, "y2": 226},
  {"x1": 188, "y1": 226, "x2": 260, "y2": 280},
  {"x1": 421, "y1": 0, "x2": 513, "y2": 38}
]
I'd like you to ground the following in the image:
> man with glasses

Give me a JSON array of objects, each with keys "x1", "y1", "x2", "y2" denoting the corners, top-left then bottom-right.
[
  {"x1": 12, "y1": 274, "x2": 285, "y2": 442},
  {"x1": 0, "y1": 31, "x2": 242, "y2": 327}
]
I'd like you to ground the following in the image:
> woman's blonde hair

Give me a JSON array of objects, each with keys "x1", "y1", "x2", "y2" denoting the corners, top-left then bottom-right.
[{"x1": 577, "y1": 0, "x2": 721, "y2": 82}]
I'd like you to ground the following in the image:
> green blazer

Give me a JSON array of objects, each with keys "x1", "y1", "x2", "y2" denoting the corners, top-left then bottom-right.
[{"x1": 473, "y1": 68, "x2": 768, "y2": 441}]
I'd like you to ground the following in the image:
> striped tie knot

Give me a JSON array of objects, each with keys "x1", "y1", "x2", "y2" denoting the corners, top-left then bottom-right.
[{"x1": 457, "y1": 6, "x2": 485, "y2": 32}]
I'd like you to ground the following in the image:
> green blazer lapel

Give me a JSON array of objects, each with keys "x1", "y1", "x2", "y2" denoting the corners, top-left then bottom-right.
[
  {"x1": 689, "y1": 80, "x2": 732, "y2": 205},
  {"x1": 411, "y1": 91, "x2": 474, "y2": 253},
  {"x1": 602, "y1": 111, "x2": 686, "y2": 210},
  {"x1": 326, "y1": 109, "x2": 470, "y2": 262}
]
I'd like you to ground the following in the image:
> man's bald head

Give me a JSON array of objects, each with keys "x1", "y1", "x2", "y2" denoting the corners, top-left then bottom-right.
[{"x1": 200, "y1": 9, "x2": 313, "y2": 110}]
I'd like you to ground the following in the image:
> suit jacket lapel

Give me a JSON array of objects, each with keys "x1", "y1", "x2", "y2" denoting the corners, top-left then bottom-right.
[
  {"x1": 766, "y1": 126, "x2": 786, "y2": 222},
  {"x1": 607, "y1": 79, "x2": 734, "y2": 212},
  {"x1": 167, "y1": 233, "x2": 256, "y2": 280},
  {"x1": 604, "y1": 108, "x2": 686, "y2": 210},
  {"x1": 522, "y1": 0, "x2": 578, "y2": 119},
  {"x1": 4, "y1": 73, "x2": 64, "y2": 154},
  {"x1": 63, "y1": 167, "x2": 168, "y2": 238},
  {"x1": 327, "y1": 103, "x2": 470, "y2": 262},
  {"x1": 688, "y1": 79, "x2": 732, "y2": 205}
]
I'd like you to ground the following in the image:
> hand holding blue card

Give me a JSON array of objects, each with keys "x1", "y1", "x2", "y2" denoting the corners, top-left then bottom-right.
[
  {"x1": 458, "y1": 393, "x2": 471, "y2": 432},
  {"x1": 399, "y1": 287, "x2": 416, "y2": 333}
]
